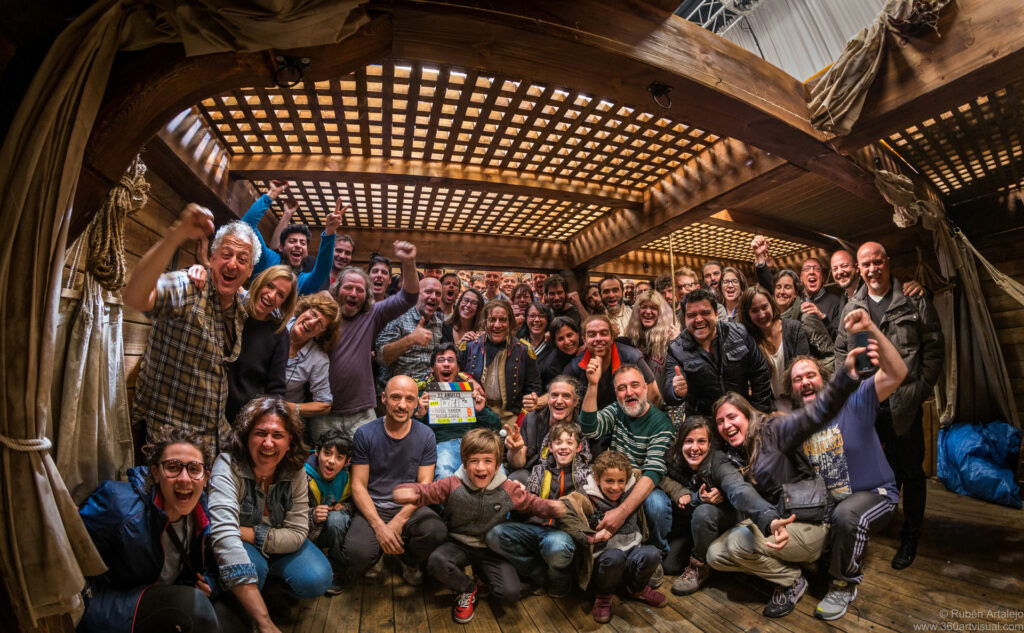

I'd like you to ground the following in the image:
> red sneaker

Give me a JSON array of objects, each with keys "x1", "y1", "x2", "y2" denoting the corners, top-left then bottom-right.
[
  {"x1": 592, "y1": 594, "x2": 613, "y2": 623},
  {"x1": 630, "y1": 585, "x2": 668, "y2": 608},
  {"x1": 453, "y1": 587, "x2": 478, "y2": 624}
]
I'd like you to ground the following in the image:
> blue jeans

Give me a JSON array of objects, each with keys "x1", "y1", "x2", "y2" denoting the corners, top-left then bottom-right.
[
  {"x1": 242, "y1": 539, "x2": 332, "y2": 599},
  {"x1": 435, "y1": 439, "x2": 463, "y2": 480},
  {"x1": 485, "y1": 522, "x2": 576, "y2": 585},
  {"x1": 642, "y1": 487, "x2": 672, "y2": 557},
  {"x1": 314, "y1": 509, "x2": 352, "y2": 568}
]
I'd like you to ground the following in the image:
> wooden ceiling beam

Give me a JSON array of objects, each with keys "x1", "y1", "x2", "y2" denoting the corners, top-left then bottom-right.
[
  {"x1": 568, "y1": 139, "x2": 804, "y2": 269},
  {"x1": 390, "y1": 2, "x2": 883, "y2": 206},
  {"x1": 708, "y1": 209, "x2": 840, "y2": 251},
  {"x1": 340, "y1": 227, "x2": 569, "y2": 271},
  {"x1": 72, "y1": 14, "x2": 393, "y2": 242},
  {"x1": 146, "y1": 110, "x2": 257, "y2": 224},
  {"x1": 229, "y1": 154, "x2": 642, "y2": 209},
  {"x1": 835, "y1": 0, "x2": 1024, "y2": 151}
]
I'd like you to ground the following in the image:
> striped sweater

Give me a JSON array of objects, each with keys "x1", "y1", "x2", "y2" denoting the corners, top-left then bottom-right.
[{"x1": 579, "y1": 403, "x2": 674, "y2": 485}]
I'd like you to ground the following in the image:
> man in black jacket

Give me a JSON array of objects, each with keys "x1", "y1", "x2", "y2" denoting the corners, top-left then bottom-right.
[
  {"x1": 834, "y1": 242, "x2": 944, "y2": 570},
  {"x1": 663, "y1": 289, "x2": 772, "y2": 416}
]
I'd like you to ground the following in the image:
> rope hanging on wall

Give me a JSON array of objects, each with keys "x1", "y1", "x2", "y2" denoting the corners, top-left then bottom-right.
[{"x1": 85, "y1": 155, "x2": 150, "y2": 291}]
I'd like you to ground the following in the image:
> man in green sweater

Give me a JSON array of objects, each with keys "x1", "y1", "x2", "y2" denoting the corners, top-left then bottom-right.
[{"x1": 580, "y1": 361, "x2": 675, "y2": 584}]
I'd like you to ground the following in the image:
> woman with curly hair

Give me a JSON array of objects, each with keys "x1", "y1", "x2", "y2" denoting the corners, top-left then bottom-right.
[
  {"x1": 622, "y1": 289, "x2": 679, "y2": 391},
  {"x1": 209, "y1": 397, "x2": 332, "y2": 632},
  {"x1": 283, "y1": 293, "x2": 340, "y2": 432},
  {"x1": 78, "y1": 426, "x2": 248, "y2": 633}
]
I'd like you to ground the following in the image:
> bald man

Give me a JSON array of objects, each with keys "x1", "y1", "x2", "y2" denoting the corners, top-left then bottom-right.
[
  {"x1": 833, "y1": 241, "x2": 943, "y2": 571},
  {"x1": 342, "y1": 375, "x2": 448, "y2": 586}
]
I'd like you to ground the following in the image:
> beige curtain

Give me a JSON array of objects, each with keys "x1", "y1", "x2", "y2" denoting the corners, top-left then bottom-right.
[
  {"x1": 0, "y1": 0, "x2": 366, "y2": 624},
  {"x1": 807, "y1": 0, "x2": 951, "y2": 135},
  {"x1": 52, "y1": 275, "x2": 135, "y2": 505},
  {"x1": 873, "y1": 169, "x2": 1020, "y2": 429}
]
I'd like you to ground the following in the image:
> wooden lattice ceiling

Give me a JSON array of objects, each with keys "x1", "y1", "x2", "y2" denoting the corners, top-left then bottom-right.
[
  {"x1": 885, "y1": 78, "x2": 1024, "y2": 200},
  {"x1": 643, "y1": 221, "x2": 811, "y2": 261},
  {"x1": 198, "y1": 60, "x2": 726, "y2": 240},
  {"x1": 248, "y1": 178, "x2": 608, "y2": 240}
]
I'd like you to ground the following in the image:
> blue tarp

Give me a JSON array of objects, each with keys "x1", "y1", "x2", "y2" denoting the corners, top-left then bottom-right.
[{"x1": 937, "y1": 422, "x2": 1022, "y2": 509}]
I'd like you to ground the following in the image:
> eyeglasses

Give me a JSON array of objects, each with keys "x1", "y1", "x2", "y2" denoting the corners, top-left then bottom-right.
[
  {"x1": 801, "y1": 264, "x2": 822, "y2": 272},
  {"x1": 460, "y1": 297, "x2": 480, "y2": 307},
  {"x1": 160, "y1": 459, "x2": 207, "y2": 480},
  {"x1": 722, "y1": 279, "x2": 740, "y2": 287}
]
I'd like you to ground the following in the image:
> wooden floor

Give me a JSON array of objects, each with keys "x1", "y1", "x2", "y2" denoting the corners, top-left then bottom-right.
[{"x1": 274, "y1": 480, "x2": 1024, "y2": 633}]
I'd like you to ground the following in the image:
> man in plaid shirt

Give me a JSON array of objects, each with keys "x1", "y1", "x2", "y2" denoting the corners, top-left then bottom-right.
[{"x1": 124, "y1": 203, "x2": 260, "y2": 451}]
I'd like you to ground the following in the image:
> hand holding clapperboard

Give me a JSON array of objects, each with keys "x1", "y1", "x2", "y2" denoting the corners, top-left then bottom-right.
[{"x1": 425, "y1": 381, "x2": 478, "y2": 425}]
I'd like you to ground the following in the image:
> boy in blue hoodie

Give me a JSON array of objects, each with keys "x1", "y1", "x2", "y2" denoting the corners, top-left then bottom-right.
[{"x1": 305, "y1": 430, "x2": 353, "y2": 595}]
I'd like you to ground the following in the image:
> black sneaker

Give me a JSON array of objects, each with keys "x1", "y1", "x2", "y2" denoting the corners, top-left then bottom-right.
[
  {"x1": 763, "y1": 576, "x2": 807, "y2": 618},
  {"x1": 891, "y1": 537, "x2": 917, "y2": 570}
]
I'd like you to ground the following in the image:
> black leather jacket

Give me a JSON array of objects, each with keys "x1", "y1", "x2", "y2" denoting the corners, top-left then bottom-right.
[{"x1": 663, "y1": 321, "x2": 773, "y2": 416}]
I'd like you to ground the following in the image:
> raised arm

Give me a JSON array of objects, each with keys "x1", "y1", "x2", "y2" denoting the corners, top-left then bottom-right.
[
  {"x1": 843, "y1": 308, "x2": 907, "y2": 402},
  {"x1": 395, "y1": 240, "x2": 419, "y2": 295},
  {"x1": 268, "y1": 199, "x2": 298, "y2": 251},
  {"x1": 123, "y1": 203, "x2": 213, "y2": 312},
  {"x1": 300, "y1": 201, "x2": 344, "y2": 294}
]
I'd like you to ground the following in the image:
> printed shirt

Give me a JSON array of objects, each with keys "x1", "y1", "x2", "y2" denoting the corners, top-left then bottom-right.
[{"x1": 132, "y1": 270, "x2": 246, "y2": 451}]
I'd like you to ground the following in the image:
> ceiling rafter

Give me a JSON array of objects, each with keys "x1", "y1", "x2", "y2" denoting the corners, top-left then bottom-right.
[{"x1": 228, "y1": 154, "x2": 643, "y2": 210}]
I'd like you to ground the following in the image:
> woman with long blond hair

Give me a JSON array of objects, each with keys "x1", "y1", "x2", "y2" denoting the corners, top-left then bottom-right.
[
  {"x1": 227, "y1": 264, "x2": 298, "y2": 422},
  {"x1": 623, "y1": 289, "x2": 679, "y2": 391}
]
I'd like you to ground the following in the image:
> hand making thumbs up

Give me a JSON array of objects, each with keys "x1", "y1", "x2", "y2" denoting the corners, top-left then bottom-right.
[{"x1": 672, "y1": 365, "x2": 688, "y2": 398}]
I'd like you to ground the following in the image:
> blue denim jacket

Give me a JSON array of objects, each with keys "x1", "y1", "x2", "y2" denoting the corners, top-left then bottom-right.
[{"x1": 208, "y1": 454, "x2": 310, "y2": 588}]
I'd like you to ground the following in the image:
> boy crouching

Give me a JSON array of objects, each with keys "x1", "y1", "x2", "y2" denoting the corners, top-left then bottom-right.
[
  {"x1": 306, "y1": 430, "x2": 353, "y2": 595},
  {"x1": 392, "y1": 428, "x2": 565, "y2": 623}
]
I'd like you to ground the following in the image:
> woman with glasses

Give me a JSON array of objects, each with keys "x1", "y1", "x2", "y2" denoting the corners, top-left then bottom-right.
[
  {"x1": 510, "y1": 282, "x2": 536, "y2": 331},
  {"x1": 521, "y1": 301, "x2": 554, "y2": 371},
  {"x1": 209, "y1": 397, "x2": 332, "y2": 633},
  {"x1": 719, "y1": 267, "x2": 748, "y2": 321},
  {"x1": 442, "y1": 288, "x2": 485, "y2": 345},
  {"x1": 78, "y1": 426, "x2": 247, "y2": 633}
]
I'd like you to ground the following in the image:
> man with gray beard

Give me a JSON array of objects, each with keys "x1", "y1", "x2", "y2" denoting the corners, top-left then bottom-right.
[{"x1": 580, "y1": 363, "x2": 675, "y2": 578}]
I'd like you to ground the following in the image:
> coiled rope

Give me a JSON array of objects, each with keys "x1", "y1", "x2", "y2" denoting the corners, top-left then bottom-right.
[{"x1": 85, "y1": 155, "x2": 150, "y2": 291}]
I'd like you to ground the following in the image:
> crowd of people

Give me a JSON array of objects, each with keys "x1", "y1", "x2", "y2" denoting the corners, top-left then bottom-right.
[{"x1": 80, "y1": 181, "x2": 945, "y2": 633}]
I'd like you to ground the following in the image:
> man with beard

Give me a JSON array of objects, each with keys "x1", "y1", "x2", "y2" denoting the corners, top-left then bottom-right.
[
  {"x1": 124, "y1": 204, "x2": 258, "y2": 451},
  {"x1": 599, "y1": 276, "x2": 633, "y2": 336},
  {"x1": 834, "y1": 241, "x2": 943, "y2": 571},
  {"x1": 789, "y1": 308, "x2": 907, "y2": 620},
  {"x1": 581, "y1": 363, "x2": 675, "y2": 568},
  {"x1": 342, "y1": 375, "x2": 448, "y2": 586},
  {"x1": 317, "y1": 241, "x2": 421, "y2": 442},
  {"x1": 830, "y1": 249, "x2": 926, "y2": 318},
  {"x1": 439, "y1": 272, "x2": 460, "y2": 320},
  {"x1": 376, "y1": 276, "x2": 444, "y2": 381},
  {"x1": 543, "y1": 274, "x2": 581, "y2": 326},
  {"x1": 702, "y1": 261, "x2": 723, "y2": 295},
  {"x1": 663, "y1": 289, "x2": 772, "y2": 416},
  {"x1": 623, "y1": 279, "x2": 637, "y2": 306},
  {"x1": 532, "y1": 272, "x2": 548, "y2": 299},
  {"x1": 240, "y1": 180, "x2": 343, "y2": 295}
]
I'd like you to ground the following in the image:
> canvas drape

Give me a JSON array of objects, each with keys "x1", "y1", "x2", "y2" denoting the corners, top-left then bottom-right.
[
  {"x1": 873, "y1": 169, "x2": 1021, "y2": 429},
  {"x1": 0, "y1": 0, "x2": 365, "y2": 623},
  {"x1": 806, "y1": 0, "x2": 951, "y2": 135}
]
